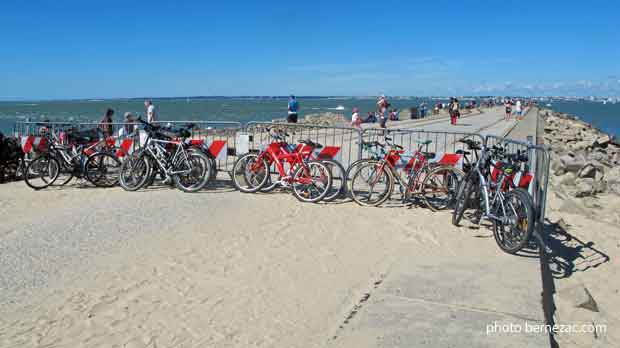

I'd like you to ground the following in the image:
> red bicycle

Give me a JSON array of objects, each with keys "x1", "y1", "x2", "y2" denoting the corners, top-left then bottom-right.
[{"x1": 232, "y1": 129, "x2": 333, "y2": 203}]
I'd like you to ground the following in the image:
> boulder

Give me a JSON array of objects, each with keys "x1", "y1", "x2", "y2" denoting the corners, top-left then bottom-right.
[
  {"x1": 559, "y1": 154, "x2": 585, "y2": 173},
  {"x1": 559, "y1": 172, "x2": 577, "y2": 186},
  {"x1": 577, "y1": 163, "x2": 603, "y2": 179},
  {"x1": 575, "y1": 178, "x2": 596, "y2": 197},
  {"x1": 593, "y1": 135, "x2": 611, "y2": 147}
]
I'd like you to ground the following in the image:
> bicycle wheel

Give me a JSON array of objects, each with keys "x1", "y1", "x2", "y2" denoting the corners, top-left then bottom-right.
[
  {"x1": 119, "y1": 152, "x2": 151, "y2": 191},
  {"x1": 321, "y1": 159, "x2": 347, "y2": 202},
  {"x1": 291, "y1": 160, "x2": 332, "y2": 203},
  {"x1": 173, "y1": 151, "x2": 211, "y2": 192},
  {"x1": 24, "y1": 155, "x2": 60, "y2": 190},
  {"x1": 350, "y1": 161, "x2": 394, "y2": 207},
  {"x1": 52, "y1": 159, "x2": 75, "y2": 187},
  {"x1": 260, "y1": 160, "x2": 285, "y2": 193},
  {"x1": 345, "y1": 159, "x2": 373, "y2": 194},
  {"x1": 493, "y1": 188, "x2": 535, "y2": 254},
  {"x1": 85, "y1": 153, "x2": 121, "y2": 187},
  {"x1": 232, "y1": 153, "x2": 269, "y2": 193},
  {"x1": 420, "y1": 166, "x2": 464, "y2": 211},
  {"x1": 452, "y1": 174, "x2": 477, "y2": 226}
]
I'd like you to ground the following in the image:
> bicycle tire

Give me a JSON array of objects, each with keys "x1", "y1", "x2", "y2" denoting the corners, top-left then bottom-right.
[
  {"x1": 231, "y1": 153, "x2": 269, "y2": 193},
  {"x1": 173, "y1": 151, "x2": 211, "y2": 192},
  {"x1": 291, "y1": 160, "x2": 333, "y2": 203},
  {"x1": 350, "y1": 160, "x2": 394, "y2": 207},
  {"x1": 493, "y1": 188, "x2": 535, "y2": 254},
  {"x1": 85, "y1": 152, "x2": 121, "y2": 187},
  {"x1": 421, "y1": 166, "x2": 464, "y2": 211},
  {"x1": 119, "y1": 152, "x2": 151, "y2": 191},
  {"x1": 321, "y1": 159, "x2": 347, "y2": 202},
  {"x1": 24, "y1": 155, "x2": 60, "y2": 190},
  {"x1": 452, "y1": 174, "x2": 477, "y2": 226}
]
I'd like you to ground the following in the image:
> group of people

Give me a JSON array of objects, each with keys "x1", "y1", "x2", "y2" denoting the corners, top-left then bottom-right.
[
  {"x1": 350, "y1": 95, "x2": 399, "y2": 129},
  {"x1": 98, "y1": 99, "x2": 157, "y2": 137},
  {"x1": 503, "y1": 98, "x2": 524, "y2": 121}
]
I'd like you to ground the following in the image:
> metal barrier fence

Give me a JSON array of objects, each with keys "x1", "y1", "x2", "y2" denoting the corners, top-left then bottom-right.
[
  {"x1": 243, "y1": 121, "x2": 362, "y2": 169},
  {"x1": 484, "y1": 134, "x2": 552, "y2": 249}
]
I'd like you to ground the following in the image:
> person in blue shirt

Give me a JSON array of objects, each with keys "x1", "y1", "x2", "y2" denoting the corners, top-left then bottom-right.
[{"x1": 287, "y1": 95, "x2": 299, "y2": 123}]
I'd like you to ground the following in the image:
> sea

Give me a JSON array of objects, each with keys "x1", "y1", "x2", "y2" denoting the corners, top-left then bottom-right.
[
  {"x1": 1, "y1": 97, "x2": 618, "y2": 138},
  {"x1": 545, "y1": 100, "x2": 620, "y2": 138},
  {"x1": 0, "y1": 96, "x2": 436, "y2": 134}
]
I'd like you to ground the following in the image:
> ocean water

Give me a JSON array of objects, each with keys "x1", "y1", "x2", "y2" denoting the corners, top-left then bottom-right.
[
  {"x1": 0, "y1": 97, "x2": 440, "y2": 134},
  {"x1": 549, "y1": 100, "x2": 620, "y2": 138}
]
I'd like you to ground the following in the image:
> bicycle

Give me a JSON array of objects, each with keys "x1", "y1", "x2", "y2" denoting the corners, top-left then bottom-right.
[
  {"x1": 24, "y1": 128, "x2": 121, "y2": 190},
  {"x1": 118, "y1": 119, "x2": 211, "y2": 192},
  {"x1": 452, "y1": 144, "x2": 535, "y2": 254},
  {"x1": 231, "y1": 129, "x2": 333, "y2": 203},
  {"x1": 257, "y1": 129, "x2": 346, "y2": 202},
  {"x1": 349, "y1": 138, "x2": 464, "y2": 210}
]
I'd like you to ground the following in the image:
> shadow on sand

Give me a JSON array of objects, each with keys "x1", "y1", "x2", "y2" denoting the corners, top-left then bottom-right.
[{"x1": 542, "y1": 218, "x2": 610, "y2": 279}]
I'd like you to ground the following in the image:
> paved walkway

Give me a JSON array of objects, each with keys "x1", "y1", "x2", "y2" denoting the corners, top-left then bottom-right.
[{"x1": 330, "y1": 109, "x2": 549, "y2": 348}]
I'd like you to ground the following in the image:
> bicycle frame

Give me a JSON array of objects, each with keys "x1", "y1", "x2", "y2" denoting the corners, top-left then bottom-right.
[
  {"x1": 143, "y1": 136, "x2": 192, "y2": 176},
  {"x1": 470, "y1": 150, "x2": 514, "y2": 223}
]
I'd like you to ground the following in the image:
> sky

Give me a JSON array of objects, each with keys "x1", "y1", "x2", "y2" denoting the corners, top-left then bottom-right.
[{"x1": 1, "y1": 0, "x2": 619, "y2": 100}]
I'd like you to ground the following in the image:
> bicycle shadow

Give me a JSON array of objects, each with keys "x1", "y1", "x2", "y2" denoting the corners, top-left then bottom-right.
[{"x1": 541, "y1": 218, "x2": 610, "y2": 279}]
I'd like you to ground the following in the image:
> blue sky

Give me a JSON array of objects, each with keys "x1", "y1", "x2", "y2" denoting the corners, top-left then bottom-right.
[{"x1": 1, "y1": 0, "x2": 619, "y2": 99}]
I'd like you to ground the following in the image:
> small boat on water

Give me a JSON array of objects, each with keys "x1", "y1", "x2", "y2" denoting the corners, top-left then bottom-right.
[{"x1": 328, "y1": 105, "x2": 345, "y2": 111}]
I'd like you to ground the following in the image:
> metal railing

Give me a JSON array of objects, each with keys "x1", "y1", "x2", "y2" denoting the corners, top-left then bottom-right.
[{"x1": 361, "y1": 128, "x2": 486, "y2": 155}]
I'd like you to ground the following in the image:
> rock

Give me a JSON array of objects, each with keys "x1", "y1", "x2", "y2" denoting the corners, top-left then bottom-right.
[
  {"x1": 559, "y1": 172, "x2": 577, "y2": 186},
  {"x1": 577, "y1": 163, "x2": 604, "y2": 180},
  {"x1": 594, "y1": 135, "x2": 611, "y2": 147},
  {"x1": 575, "y1": 178, "x2": 596, "y2": 197},
  {"x1": 560, "y1": 154, "x2": 585, "y2": 173}
]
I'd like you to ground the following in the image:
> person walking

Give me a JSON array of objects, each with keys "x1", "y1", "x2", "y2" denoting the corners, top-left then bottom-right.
[
  {"x1": 287, "y1": 95, "x2": 299, "y2": 123},
  {"x1": 99, "y1": 108, "x2": 114, "y2": 137},
  {"x1": 420, "y1": 102, "x2": 428, "y2": 118},
  {"x1": 504, "y1": 99, "x2": 513, "y2": 121},
  {"x1": 515, "y1": 99, "x2": 523, "y2": 120},
  {"x1": 144, "y1": 99, "x2": 157, "y2": 123},
  {"x1": 449, "y1": 98, "x2": 459, "y2": 125}
]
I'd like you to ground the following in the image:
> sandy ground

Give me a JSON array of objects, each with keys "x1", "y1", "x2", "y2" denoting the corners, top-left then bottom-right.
[
  {"x1": 1, "y1": 181, "x2": 452, "y2": 347},
  {"x1": 0, "y1": 108, "x2": 537, "y2": 348}
]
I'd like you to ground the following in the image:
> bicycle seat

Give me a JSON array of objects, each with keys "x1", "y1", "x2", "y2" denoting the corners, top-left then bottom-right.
[{"x1": 300, "y1": 139, "x2": 323, "y2": 149}]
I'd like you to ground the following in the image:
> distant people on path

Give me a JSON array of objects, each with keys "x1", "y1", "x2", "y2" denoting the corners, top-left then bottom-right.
[
  {"x1": 287, "y1": 95, "x2": 299, "y2": 123},
  {"x1": 515, "y1": 99, "x2": 523, "y2": 120},
  {"x1": 504, "y1": 99, "x2": 513, "y2": 121},
  {"x1": 145, "y1": 99, "x2": 157, "y2": 123},
  {"x1": 99, "y1": 108, "x2": 114, "y2": 137},
  {"x1": 118, "y1": 112, "x2": 137, "y2": 137},
  {"x1": 364, "y1": 111, "x2": 377, "y2": 123},
  {"x1": 420, "y1": 102, "x2": 428, "y2": 118},
  {"x1": 449, "y1": 98, "x2": 460, "y2": 125},
  {"x1": 389, "y1": 108, "x2": 400, "y2": 121},
  {"x1": 351, "y1": 107, "x2": 362, "y2": 128}
]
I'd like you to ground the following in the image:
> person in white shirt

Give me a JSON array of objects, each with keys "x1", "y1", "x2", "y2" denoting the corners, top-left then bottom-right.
[
  {"x1": 515, "y1": 100, "x2": 523, "y2": 119},
  {"x1": 351, "y1": 107, "x2": 361, "y2": 128},
  {"x1": 118, "y1": 112, "x2": 138, "y2": 138},
  {"x1": 145, "y1": 99, "x2": 157, "y2": 123}
]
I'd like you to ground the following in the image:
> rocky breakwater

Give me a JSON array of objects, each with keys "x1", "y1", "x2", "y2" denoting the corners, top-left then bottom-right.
[
  {"x1": 542, "y1": 109, "x2": 620, "y2": 199},
  {"x1": 271, "y1": 112, "x2": 348, "y2": 127}
]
